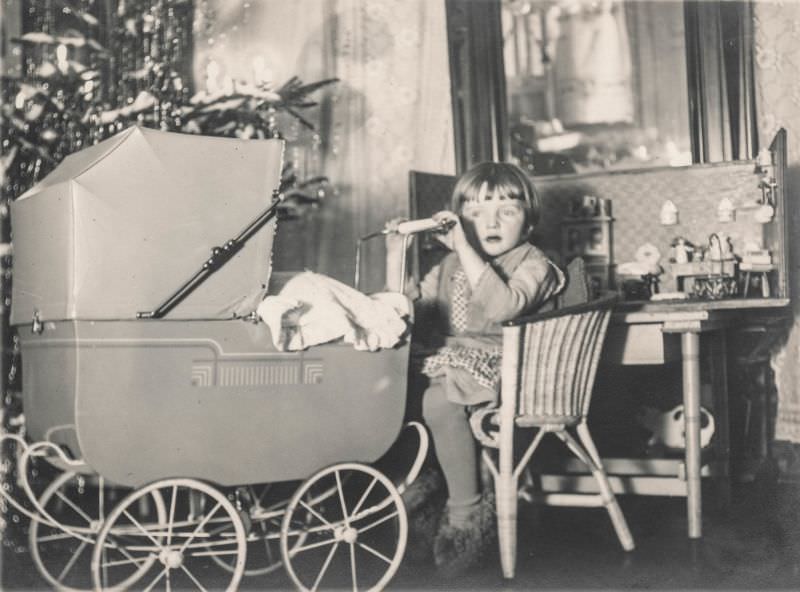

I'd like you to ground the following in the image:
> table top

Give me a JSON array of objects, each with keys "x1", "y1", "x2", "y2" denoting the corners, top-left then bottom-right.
[{"x1": 612, "y1": 297, "x2": 791, "y2": 329}]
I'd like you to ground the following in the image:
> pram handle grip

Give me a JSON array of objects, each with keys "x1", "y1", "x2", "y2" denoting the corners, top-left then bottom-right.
[
  {"x1": 137, "y1": 191, "x2": 283, "y2": 319},
  {"x1": 355, "y1": 218, "x2": 455, "y2": 293},
  {"x1": 396, "y1": 218, "x2": 455, "y2": 235}
]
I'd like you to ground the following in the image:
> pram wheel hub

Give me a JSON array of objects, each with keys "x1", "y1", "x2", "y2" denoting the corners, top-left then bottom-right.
[
  {"x1": 335, "y1": 524, "x2": 359, "y2": 544},
  {"x1": 158, "y1": 549, "x2": 184, "y2": 569}
]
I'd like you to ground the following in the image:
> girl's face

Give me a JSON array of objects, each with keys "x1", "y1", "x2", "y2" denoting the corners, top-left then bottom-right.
[{"x1": 461, "y1": 197, "x2": 528, "y2": 258}]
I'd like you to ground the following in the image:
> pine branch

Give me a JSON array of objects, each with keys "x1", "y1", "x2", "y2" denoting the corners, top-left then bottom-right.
[{"x1": 284, "y1": 107, "x2": 315, "y2": 130}]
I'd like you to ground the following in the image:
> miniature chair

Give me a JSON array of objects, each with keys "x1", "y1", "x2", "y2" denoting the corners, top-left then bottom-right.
[{"x1": 470, "y1": 295, "x2": 634, "y2": 579}]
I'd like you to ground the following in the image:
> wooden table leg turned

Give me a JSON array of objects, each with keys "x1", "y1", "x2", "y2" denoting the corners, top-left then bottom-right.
[{"x1": 681, "y1": 331, "x2": 703, "y2": 539}]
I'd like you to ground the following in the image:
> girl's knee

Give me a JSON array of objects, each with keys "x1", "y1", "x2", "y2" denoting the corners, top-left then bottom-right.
[{"x1": 422, "y1": 384, "x2": 460, "y2": 428}]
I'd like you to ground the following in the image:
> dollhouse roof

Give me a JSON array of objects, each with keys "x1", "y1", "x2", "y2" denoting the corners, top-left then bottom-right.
[{"x1": 11, "y1": 126, "x2": 283, "y2": 323}]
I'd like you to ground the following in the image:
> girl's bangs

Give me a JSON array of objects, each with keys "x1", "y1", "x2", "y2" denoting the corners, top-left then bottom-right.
[{"x1": 460, "y1": 178, "x2": 520, "y2": 205}]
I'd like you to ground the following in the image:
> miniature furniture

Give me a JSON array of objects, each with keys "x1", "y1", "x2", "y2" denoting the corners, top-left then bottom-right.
[
  {"x1": 561, "y1": 195, "x2": 615, "y2": 294},
  {"x1": 470, "y1": 295, "x2": 634, "y2": 579},
  {"x1": 740, "y1": 262, "x2": 776, "y2": 298}
]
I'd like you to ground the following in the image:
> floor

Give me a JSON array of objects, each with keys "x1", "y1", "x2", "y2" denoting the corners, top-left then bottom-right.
[{"x1": 3, "y1": 476, "x2": 799, "y2": 591}]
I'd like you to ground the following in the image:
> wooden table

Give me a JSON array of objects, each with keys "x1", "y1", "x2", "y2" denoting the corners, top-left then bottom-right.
[
  {"x1": 537, "y1": 298, "x2": 790, "y2": 539},
  {"x1": 611, "y1": 298, "x2": 790, "y2": 538}
]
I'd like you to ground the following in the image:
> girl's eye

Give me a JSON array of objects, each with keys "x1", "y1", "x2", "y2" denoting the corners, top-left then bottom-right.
[
  {"x1": 499, "y1": 205, "x2": 523, "y2": 219},
  {"x1": 463, "y1": 207, "x2": 482, "y2": 219}
]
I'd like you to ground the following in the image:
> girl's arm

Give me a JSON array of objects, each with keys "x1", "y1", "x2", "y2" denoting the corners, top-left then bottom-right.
[{"x1": 470, "y1": 255, "x2": 564, "y2": 324}]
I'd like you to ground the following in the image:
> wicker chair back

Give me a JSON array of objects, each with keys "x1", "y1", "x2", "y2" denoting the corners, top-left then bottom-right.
[{"x1": 513, "y1": 297, "x2": 613, "y2": 425}]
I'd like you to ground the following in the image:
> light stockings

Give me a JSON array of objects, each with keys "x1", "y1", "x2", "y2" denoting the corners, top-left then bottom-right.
[{"x1": 422, "y1": 381, "x2": 481, "y2": 527}]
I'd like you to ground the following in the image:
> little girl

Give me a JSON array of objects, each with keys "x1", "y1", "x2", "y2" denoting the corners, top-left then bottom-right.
[{"x1": 385, "y1": 162, "x2": 565, "y2": 575}]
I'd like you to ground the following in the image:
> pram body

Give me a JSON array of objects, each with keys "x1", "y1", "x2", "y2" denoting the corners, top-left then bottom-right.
[
  {"x1": 19, "y1": 319, "x2": 407, "y2": 488},
  {"x1": 5, "y1": 127, "x2": 422, "y2": 591}
]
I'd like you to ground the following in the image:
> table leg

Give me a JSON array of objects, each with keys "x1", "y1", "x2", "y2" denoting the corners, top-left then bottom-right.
[{"x1": 681, "y1": 331, "x2": 703, "y2": 538}]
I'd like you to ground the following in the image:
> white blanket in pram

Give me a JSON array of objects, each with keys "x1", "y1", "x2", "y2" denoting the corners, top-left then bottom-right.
[{"x1": 257, "y1": 271, "x2": 409, "y2": 351}]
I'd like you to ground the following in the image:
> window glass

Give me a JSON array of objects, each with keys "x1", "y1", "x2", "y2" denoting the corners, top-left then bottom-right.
[{"x1": 502, "y1": 0, "x2": 692, "y2": 175}]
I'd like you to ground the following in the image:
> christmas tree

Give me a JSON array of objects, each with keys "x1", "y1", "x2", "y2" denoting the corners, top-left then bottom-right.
[{"x1": 1, "y1": 0, "x2": 336, "y2": 214}]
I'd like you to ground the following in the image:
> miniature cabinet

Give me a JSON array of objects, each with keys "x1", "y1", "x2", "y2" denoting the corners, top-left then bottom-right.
[{"x1": 560, "y1": 195, "x2": 614, "y2": 297}]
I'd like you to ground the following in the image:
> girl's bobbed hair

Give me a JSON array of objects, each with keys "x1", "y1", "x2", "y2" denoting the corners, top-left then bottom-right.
[{"x1": 451, "y1": 161, "x2": 542, "y2": 228}]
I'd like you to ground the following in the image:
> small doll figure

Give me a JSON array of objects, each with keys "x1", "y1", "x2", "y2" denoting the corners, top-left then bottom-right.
[{"x1": 671, "y1": 237, "x2": 694, "y2": 264}]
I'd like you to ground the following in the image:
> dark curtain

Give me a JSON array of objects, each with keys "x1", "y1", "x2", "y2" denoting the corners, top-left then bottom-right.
[
  {"x1": 445, "y1": 0, "x2": 508, "y2": 172},
  {"x1": 684, "y1": 0, "x2": 758, "y2": 163}
]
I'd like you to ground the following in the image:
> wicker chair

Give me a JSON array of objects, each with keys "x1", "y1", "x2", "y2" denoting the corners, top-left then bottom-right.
[{"x1": 471, "y1": 295, "x2": 635, "y2": 579}]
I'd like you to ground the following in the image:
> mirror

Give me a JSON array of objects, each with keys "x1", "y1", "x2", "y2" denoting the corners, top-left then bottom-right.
[
  {"x1": 445, "y1": 0, "x2": 757, "y2": 175},
  {"x1": 502, "y1": 0, "x2": 692, "y2": 175}
]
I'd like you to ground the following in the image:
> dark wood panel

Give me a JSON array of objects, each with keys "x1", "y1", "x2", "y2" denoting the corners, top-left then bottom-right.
[{"x1": 445, "y1": 0, "x2": 508, "y2": 172}]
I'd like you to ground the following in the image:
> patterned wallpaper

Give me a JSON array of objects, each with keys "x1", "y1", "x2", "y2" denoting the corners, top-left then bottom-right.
[{"x1": 753, "y1": 1, "x2": 800, "y2": 444}]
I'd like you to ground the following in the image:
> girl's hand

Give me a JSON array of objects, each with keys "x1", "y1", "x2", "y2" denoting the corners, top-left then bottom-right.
[
  {"x1": 431, "y1": 210, "x2": 467, "y2": 252},
  {"x1": 432, "y1": 210, "x2": 486, "y2": 287}
]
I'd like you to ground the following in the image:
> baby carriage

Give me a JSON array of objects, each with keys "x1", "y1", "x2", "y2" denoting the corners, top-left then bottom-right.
[{"x1": 2, "y1": 127, "x2": 428, "y2": 591}]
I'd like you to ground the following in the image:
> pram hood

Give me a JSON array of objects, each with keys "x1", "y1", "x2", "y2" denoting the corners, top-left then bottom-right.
[{"x1": 11, "y1": 126, "x2": 282, "y2": 323}]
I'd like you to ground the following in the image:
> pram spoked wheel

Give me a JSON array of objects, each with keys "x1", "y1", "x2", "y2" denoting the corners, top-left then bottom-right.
[
  {"x1": 90, "y1": 478, "x2": 247, "y2": 592},
  {"x1": 29, "y1": 471, "x2": 166, "y2": 592},
  {"x1": 280, "y1": 462, "x2": 407, "y2": 592}
]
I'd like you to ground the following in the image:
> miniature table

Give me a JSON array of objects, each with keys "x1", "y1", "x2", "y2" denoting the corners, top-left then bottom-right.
[
  {"x1": 740, "y1": 262, "x2": 776, "y2": 298},
  {"x1": 672, "y1": 260, "x2": 736, "y2": 295}
]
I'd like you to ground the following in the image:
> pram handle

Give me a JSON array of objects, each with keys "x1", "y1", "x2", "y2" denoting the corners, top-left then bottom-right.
[
  {"x1": 137, "y1": 191, "x2": 284, "y2": 319},
  {"x1": 355, "y1": 218, "x2": 455, "y2": 293}
]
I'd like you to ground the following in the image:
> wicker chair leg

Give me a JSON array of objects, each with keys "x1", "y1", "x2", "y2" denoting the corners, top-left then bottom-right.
[
  {"x1": 590, "y1": 467, "x2": 635, "y2": 551},
  {"x1": 562, "y1": 428, "x2": 635, "y2": 552},
  {"x1": 575, "y1": 422, "x2": 603, "y2": 467},
  {"x1": 575, "y1": 426, "x2": 635, "y2": 552},
  {"x1": 495, "y1": 471, "x2": 518, "y2": 579}
]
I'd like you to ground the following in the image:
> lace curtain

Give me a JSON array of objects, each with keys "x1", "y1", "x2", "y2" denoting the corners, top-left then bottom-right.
[
  {"x1": 754, "y1": 2, "x2": 800, "y2": 444},
  {"x1": 193, "y1": 0, "x2": 455, "y2": 288},
  {"x1": 310, "y1": 0, "x2": 455, "y2": 290}
]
